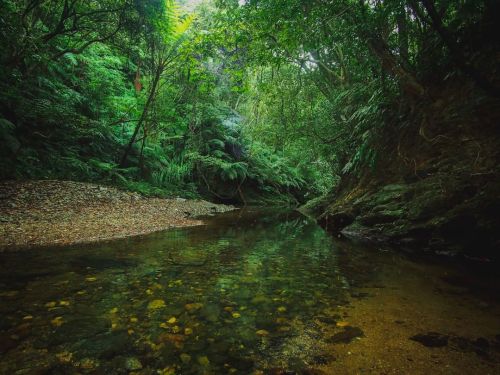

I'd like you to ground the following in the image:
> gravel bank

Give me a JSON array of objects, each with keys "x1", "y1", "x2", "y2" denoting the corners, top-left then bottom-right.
[{"x1": 0, "y1": 180, "x2": 236, "y2": 251}]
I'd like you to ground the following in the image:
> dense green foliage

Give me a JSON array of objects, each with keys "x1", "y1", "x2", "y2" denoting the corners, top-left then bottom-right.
[
  {"x1": 0, "y1": 0, "x2": 498, "y2": 203},
  {"x1": 0, "y1": 0, "x2": 306, "y2": 202}
]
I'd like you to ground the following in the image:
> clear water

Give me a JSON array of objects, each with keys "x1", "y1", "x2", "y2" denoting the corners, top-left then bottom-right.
[{"x1": 0, "y1": 209, "x2": 499, "y2": 374}]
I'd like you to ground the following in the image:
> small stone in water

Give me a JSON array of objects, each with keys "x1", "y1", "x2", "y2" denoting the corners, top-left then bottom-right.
[
  {"x1": 180, "y1": 353, "x2": 191, "y2": 363},
  {"x1": 167, "y1": 317, "x2": 177, "y2": 324},
  {"x1": 109, "y1": 307, "x2": 118, "y2": 314},
  {"x1": 232, "y1": 312, "x2": 241, "y2": 318},
  {"x1": 224, "y1": 306, "x2": 233, "y2": 312},
  {"x1": 79, "y1": 357, "x2": 98, "y2": 369},
  {"x1": 56, "y1": 351, "x2": 73, "y2": 363},
  {"x1": 185, "y1": 303, "x2": 203, "y2": 312},
  {"x1": 277, "y1": 306, "x2": 287, "y2": 313},
  {"x1": 172, "y1": 325, "x2": 181, "y2": 333},
  {"x1": 256, "y1": 329, "x2": 269, "y2": 336},
  {"x1": 125, "y1": 357, "x2": 143, "y2": 371},
  {"x1": 336, "y1": 321, "x2": 349, "y2": 327},
  {"x1": 85, "y1": 277, "x2": 97, "y2": 282},
  {"x1": 197, "y1": 356, "x2": 210, "y2": 366},
  {"x1": 184, "y1": 327, "x2": 193, "y2": 335},
  {"x1": 45, "y1": 301, "x2": 57, "y2": 308},
  {"x1": 410, "y1": 332, "x2": 449, "y2": 347},
  {"x1": 23, "y1": 315, "x2": 33, "y2": 320},
  {"x1": 148, "y1": 299, "x2": 166, "y2": 309},
  {"x1": 130, "y1": 317, "x2": 138, "y2": 323},
  {"x1": 51, "y1": 316, "x2": 64, "y2": 327},
  {"x1": 158, "y1": 366, "x2": 176, "y2": 375},
  {"x1": 59, "y1": 300, "x2": 70, "y2": 306}
]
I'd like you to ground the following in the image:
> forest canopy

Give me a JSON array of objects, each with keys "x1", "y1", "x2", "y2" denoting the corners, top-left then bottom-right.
[{"x1": 0, "y1": 0, "x2": 498, "y2": 204}]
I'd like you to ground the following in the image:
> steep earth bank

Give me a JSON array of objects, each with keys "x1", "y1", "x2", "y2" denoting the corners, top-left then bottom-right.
[
  {"x1": 302, "y1": 89, "x2": 500, "y2": 260},
  {"x1": 0, "y1": 180, "x2": 235, "y2": 251}
]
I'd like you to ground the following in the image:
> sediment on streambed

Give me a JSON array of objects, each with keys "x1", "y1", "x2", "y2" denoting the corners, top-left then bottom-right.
[{"x1": 0, "y1": 180, "x2": 236, "y2": 251}]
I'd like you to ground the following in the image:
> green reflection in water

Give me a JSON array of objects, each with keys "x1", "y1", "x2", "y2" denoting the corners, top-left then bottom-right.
[{"x1": 0, "y1": 209, "x2": 352, "y2": 373}]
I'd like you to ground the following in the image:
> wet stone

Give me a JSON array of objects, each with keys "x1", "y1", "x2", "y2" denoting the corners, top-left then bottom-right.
[
  {"x1": 0, "y1": 334, "x2": 18, "y2": 354},
  {"x1": 227, "y1": 355, "x2": 254, "y2": 370},
  {"x1": 326, "y1": 326, "x2": 365, "y2": 344},
  {"x1": 124, "y1": 356, "x2": 143, "y2": 370},
  {"x1": 317, "y1": 316, "x2": 336, "y2": 325},
  {"x1": 312, "y1": 354, "x2": 334, "y2": 365},
  {"x1": 200, "y1": 304, "x2": 220, "y2": 322},
  {"x1": 72, "y1": 330, "x2": 132, "y2": 359},
  {"x1": 51, "y1": 317, "x2": 110, "y2": 345},
  {"x1": 410, "y1": 332, "x2": 449, "y2": 348}
]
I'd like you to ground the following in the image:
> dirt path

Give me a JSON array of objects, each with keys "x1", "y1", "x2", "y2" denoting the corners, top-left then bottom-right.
[{"x1": 0, "y1": 180, "x2": 235, "y2": 251}]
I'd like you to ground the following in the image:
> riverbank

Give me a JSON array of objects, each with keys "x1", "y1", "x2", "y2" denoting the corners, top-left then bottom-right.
[
  {"x1": 302, "y1": 88, "x2": 500, "y2": 261},
  {"x1": 0, "y1": 180, "x2": 236, "y2": 251}
]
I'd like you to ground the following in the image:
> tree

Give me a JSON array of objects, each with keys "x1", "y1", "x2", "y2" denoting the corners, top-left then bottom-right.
[{"x1": 120, "y1": 0, "x2": 194, "y2": 167}]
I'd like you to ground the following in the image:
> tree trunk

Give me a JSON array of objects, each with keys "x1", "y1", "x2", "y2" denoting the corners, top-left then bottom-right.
[
  {"x1": 397, "y1": 3, "x2": 409, "y2": 67},
  {"x1": 119, "y1": 65, "x2": 162, "y2": 167},
  {"x1": 356, "y1": 0, "x2": 425, "y2": 99},
  {"x1": 367, "y1": 37, "x2": 425, "y2": 99}
]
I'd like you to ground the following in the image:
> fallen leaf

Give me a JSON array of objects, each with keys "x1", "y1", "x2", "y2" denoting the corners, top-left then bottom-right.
[{"x1": 336, "y1": 321, "x2": 349, "y2": 327}]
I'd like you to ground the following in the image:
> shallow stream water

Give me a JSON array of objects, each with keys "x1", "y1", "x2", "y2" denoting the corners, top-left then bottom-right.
[{"x1": 0, "y1": 209, "x2": 499, "y2": 374}]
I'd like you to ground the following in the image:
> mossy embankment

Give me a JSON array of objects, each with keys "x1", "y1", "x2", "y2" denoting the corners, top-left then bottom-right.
[
  {"x1": 302, "y1": 89, "x2": 500, "y2": 260},
  {"x1": 0, "y1": 180, "x2": 236, "y2": 251}
]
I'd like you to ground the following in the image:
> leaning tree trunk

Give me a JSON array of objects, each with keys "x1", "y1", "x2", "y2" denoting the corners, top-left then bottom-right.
[
  {"x1": 367, "y1": 37, "x2": 425, "y2": 99},
  {"x1": 120, "y1": 65, "x2": 162, "y2": 167}
]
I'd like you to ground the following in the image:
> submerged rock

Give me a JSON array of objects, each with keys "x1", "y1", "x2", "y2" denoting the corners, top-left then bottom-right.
[
  {"x1": 327, "y1": 326, "x2": 364, "y2": 344},
  {"x1": 148, "y1": 299, "x2": 166, "y2": 309},
  {"x1": 124, "y1": 357, "x2": 143, "y2": 371},
  {"x1": 410, "y1": 332, "x2": 449, "y2": 347}
]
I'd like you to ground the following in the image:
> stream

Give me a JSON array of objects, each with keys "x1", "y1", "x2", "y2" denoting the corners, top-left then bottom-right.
[{"x1": 0, "y1": 209, "x2": 499, "y2": 374}]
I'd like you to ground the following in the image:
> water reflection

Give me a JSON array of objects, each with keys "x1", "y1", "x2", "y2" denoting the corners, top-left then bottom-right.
[{"x1": 0, "y1": 209, "x2": 351, "y2": 373}]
